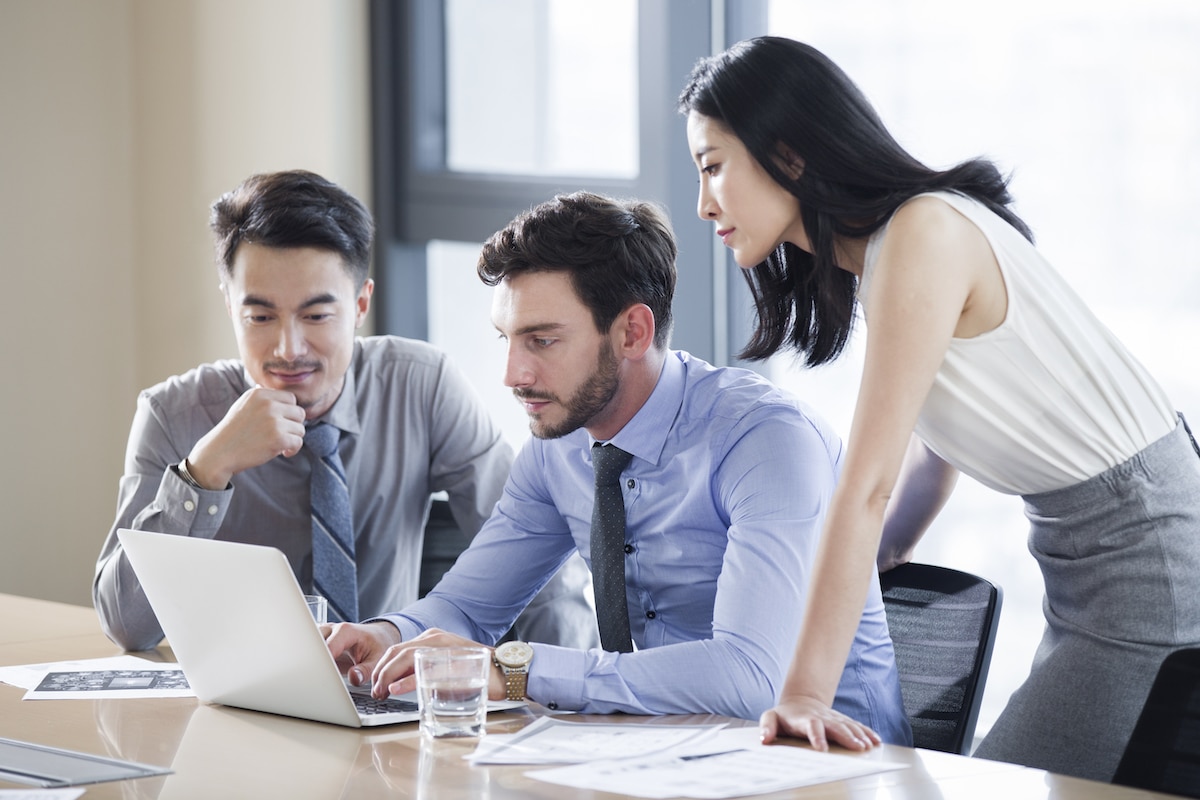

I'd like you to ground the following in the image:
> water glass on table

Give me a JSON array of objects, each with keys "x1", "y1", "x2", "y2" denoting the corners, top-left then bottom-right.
[
  {"x1": 303, "y1": 594, "x2": 328, "y2": 625},
  {"x1": 414, "y1": 647, "x2": 490, "y2": 739}
]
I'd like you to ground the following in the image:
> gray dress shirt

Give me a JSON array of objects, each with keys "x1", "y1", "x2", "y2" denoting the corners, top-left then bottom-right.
[{"x1": 94, "y1": 336, "x2": 597, "y2": 652}]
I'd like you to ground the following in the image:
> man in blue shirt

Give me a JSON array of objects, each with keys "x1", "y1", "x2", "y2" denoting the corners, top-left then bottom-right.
[{"x1": 326, "y1": 192, "x2": 910, "y2": 743}]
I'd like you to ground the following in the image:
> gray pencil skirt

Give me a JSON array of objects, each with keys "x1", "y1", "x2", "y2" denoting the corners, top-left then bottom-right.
[{"x1": 973, "y1": 416, "x2": 1200, "y2": 782}]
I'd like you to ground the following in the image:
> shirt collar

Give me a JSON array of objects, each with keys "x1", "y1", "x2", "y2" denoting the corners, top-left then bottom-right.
[
  {"x1": 593, "y1": 351, "x2": 685, "y2": 469},
  {"x1": 319, "y1": 349, "x2": 362, "y2": 437}
]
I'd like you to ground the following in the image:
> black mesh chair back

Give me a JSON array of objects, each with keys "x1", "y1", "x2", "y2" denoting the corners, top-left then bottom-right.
[
  {"x1": 880, "y1": 562, "x2": 1002, "y2": 754},
  {"x1": 418, "y1": 498, "x2": 518, "y2": 644},
  {"x1": 1113, "y1": 648, "x2": 1200, "y2": 797},
  {"x1": 418, "y1": 498, "x2": 472, "y2": 598}
]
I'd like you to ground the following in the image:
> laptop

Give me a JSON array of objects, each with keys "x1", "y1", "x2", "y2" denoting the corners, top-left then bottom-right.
[{"x1": 117, "y1": 528, "x2": 522, "y2": 728}]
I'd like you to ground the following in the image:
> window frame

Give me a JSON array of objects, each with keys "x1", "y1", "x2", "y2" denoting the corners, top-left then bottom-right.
[{"x1": 369, "y1": 0, "x2": 767, "y2": 365}]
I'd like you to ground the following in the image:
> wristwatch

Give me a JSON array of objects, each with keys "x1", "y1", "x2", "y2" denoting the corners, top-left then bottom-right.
[
  {"x1": 176, "y1": 459, "x2": 205, "y2": 490},
  {"x1": 493, "y1": 640, "x2": 534, "y2": 701}
]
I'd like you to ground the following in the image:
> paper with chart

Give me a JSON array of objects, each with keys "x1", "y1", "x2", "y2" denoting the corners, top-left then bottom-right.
[
  {"x1": 0, "y1": 655, "x2": 193, "y2": 700},
  {"x1": 527, "y1": 731, "x2": 909, "y2": 799},
  {"x1": 24, "y1": 666, "x2": 191, "y2": 700},
  {"x1": 467, "y1": 716, "x2": 727, "y2": 765}
]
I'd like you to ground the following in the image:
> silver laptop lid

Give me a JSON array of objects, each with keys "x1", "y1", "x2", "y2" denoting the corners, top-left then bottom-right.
[{"x1": 117, "y1": 529, "x2": 367, "y2": 727}]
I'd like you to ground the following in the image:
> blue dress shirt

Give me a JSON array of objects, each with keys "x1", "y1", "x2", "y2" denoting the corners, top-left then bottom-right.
[{"x1": 382, "y1": 351, "x2": 910, "y2": 744}]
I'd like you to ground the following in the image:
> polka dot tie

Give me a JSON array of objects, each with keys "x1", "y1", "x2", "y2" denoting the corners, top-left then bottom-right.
[
  {"x1": 591, "y1": 442, "x2": 635, "y2": 653},
  {"x1": 306, "y1": 422, "x2": 358, "y2": 623}
]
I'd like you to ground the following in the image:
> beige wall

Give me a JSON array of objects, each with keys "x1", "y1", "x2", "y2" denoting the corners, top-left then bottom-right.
[{"x1": 0, "y1": 0, "x2": 370, "y2": 606}]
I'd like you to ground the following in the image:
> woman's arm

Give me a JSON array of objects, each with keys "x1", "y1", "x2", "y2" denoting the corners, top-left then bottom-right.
[
  {"x1": 878, "y1": 436, "x2": 959, "y2": 572},
  {"x1": 762, "y1": 196, "x2": 1004, "y2": 750}
]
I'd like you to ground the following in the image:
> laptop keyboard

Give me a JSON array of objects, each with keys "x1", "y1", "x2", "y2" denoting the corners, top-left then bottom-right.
[{"x1": 349, "y1": 686, "x2": 419, "y2": 716}]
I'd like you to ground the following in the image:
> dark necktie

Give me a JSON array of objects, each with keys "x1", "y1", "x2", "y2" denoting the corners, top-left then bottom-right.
[
  {"x1": 590, "y1": 442, "x2": 635, "y2": 653},
  {"x1": 306, "y1": 423, "x2": 358, "y2": 623}
]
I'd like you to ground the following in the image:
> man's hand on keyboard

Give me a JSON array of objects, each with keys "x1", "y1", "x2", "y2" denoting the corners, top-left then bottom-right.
[
  {"x1": 367, "y1": 628, "x2": 504, "y2": 701},
  {"x1": 324, "y1": 620, "x2": 402, "y2": 688}
]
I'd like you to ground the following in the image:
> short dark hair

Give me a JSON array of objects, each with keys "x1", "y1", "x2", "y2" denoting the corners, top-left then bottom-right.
[
  {"x1": 477, "y1": 192, "x2": 677, "y2": 349},
  {"x1": 679, "y1": 37, "x2": 1031, "y2": 365},
  {"x1": 209, "y1": 170, "x2": 374, "y2": 286}
]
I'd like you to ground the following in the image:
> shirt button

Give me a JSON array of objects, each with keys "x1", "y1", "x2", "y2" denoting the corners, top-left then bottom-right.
[
  {"x1": 626, "y1": 479, "x2": 635, "y2": 489},
  {"x1": 646, "y1": 610, "x2": 656, "y2": 620},
  {"x1": 183, "y1": 500, "x2": 195, "y2": 512},
  {"x1": 207, "y1": 505, "x2": 219, "y2": 516},
  {"x1": 547, "y1": 701, "x2": 559, "y2": 710},
  {"x1": 623, "y1": 544, "x2": 634, "y2": 554}
]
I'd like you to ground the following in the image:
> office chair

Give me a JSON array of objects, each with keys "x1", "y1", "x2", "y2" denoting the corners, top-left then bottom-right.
[
  {"x1": 418, "y1": 498, "x2": 471, "y2": 598},
  {"x1": 1113, "y1": 648, "x2": 1200, "y2": 797},
  {"x1": 418, "y1": 498, "x2": 518, "y2": 644},
  {"x1": 880, "y1": 562, "x2": 1002, "y2": 754}
]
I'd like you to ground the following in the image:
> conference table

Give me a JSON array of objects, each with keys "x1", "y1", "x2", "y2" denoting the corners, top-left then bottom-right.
[{"x1": 0, "y1": 593, "x2": 1170, "y2": 799}]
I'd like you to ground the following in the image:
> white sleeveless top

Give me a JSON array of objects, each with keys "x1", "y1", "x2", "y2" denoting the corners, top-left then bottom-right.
[{"x1": 860, "y1": 191, "x2": 1174, "y2": 495}]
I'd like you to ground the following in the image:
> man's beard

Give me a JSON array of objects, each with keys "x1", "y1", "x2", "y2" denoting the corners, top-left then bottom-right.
[{"x1": 517, "y1": 340, "x2": 620, "y2": 440}]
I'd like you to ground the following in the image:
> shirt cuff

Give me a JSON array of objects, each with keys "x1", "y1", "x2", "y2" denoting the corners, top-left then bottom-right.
[
  {"x1": 161, "y1": 466, "x2": 231, "y2": 533},
  {"x1": 372, "y1": 613, "x2": 426, "y2": 643},
  {"x1": 526, "y1": 643, "x2": 587, "y2": 711}
]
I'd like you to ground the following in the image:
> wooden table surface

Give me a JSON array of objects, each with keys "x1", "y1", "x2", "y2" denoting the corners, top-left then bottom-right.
[{"x1": 0, "y1": 593, "x2": 1164, "y2": 799}]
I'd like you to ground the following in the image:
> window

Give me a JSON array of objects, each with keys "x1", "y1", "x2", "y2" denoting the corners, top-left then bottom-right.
[
  {"x1": 444, "y1": 0, "x2": 639, "y2": 178},
  {"x1": 371, "y1": 0, "x2": 770, "y2": 450}
]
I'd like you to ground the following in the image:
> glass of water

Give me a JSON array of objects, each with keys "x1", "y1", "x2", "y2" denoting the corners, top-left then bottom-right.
[
  {"x1": 303, "y1": 594, "x2": 328, "y2": 625},
  {"x1": 414, "y1": 647, "x2": 491, "y2": 739}
]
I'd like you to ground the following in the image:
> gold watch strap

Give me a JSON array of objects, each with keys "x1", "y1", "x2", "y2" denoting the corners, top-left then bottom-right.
[{"x1": 503, "y1": 667, "x2": 528, "y2": 701}]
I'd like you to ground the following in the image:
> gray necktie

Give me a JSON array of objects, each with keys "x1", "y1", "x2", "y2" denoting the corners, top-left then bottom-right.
[
  {"x1": 306, "y1": 423, "x2": 358, "y2": 623},
  {"x1": 591, "y1": 442, "x2": 635, "y2": 653}
]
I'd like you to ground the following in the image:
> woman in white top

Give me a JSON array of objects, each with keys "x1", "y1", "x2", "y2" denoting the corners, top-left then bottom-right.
[{"x1": 679, "y1": 36, "x2": 1200, "y2": 782}]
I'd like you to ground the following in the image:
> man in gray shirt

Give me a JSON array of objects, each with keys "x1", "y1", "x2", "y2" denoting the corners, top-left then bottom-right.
[{"x1": 94, "y1": 170, "x2": 596, "y2": 652}]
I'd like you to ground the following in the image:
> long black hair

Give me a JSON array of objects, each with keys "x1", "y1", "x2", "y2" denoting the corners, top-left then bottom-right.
[{"x1": 679, "y1": 37, "x2": 1032, "y2": 365}]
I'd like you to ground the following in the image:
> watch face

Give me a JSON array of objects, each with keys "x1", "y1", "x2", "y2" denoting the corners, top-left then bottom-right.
[{"x1": 495, "y1": 640, "x2": 534, "y2": 668}]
